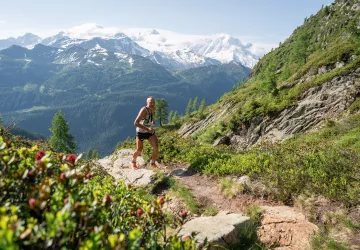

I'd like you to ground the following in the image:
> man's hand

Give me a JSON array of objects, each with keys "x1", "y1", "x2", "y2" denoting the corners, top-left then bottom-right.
[{"x1": 148, "y1": 127, "x2": 155, "y2": 134}]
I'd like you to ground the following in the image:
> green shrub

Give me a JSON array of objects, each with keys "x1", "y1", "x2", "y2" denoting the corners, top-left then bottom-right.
[
  {"x1": 155, "y1": 114, "x2": 360, "y2": 206},
  {"x1": 0, "y1": 136, "x2": 195, "y2": 249}
]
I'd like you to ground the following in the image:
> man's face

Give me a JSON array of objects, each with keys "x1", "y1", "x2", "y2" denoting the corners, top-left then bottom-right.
[{"x1": 147, "y1": 98, "x2": 155, "y2": 109}]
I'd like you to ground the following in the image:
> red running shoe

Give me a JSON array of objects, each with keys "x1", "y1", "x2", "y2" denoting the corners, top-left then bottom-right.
[{"x1": 131, "y1": 162, "x2": 137, "y2": 169}]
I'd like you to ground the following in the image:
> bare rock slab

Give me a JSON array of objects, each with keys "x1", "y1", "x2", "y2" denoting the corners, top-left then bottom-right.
[
  {"x1": 258, "y1": 206, "x2": 318, "y2": 250},
  {"x1": 114, "y1": 168, "x2": 158, "y2": 186},
  {"x1": 97, "y1": 149, "x2": 159, "y2": 187},
  {"x1": 178, "y1": 211, "x2": 250, "y2": 249}
]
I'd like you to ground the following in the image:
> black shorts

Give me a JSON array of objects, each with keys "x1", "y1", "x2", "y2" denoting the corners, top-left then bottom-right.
[{"x1": 136, "y1": 132, "x2": 155, "y2": 141}]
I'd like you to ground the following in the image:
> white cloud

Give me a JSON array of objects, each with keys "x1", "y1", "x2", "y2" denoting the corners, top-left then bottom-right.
[
  {"x1": 249, "y1": 43, "x2": 279, "y2": 57},
  {"x1": 235, "y1": 35, "x2": 283, "y2": 57},
  {"x1": 0, "y1": 20, "x2": 6, "y2": 24}
]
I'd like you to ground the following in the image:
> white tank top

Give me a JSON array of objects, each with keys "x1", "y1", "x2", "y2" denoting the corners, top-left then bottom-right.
[{"x1": 136, "y1": 107, "x2": 153, "y2": 133}]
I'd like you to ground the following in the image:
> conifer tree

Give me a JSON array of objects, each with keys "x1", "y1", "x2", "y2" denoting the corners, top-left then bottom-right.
[
  {"x1": 115, "y1": 142, "x2": 122, "y2": 151},
  {"x1": 86, "y1": 149, "x2": 93, "y2": 159},
  {"x1": 49, "y1": 110, "x2": 76, "y2": 153},
  {"x1": 198, "y1": 99, "x2": 206, "y2": 117},
  {"x1": 155, "y1": 98, "x2": 169, "y2": 126},
  {"x1": 92, "y1": 149, "x2": 100, "y2": 159},
  {"x1": 185, "y1": 98, "x2": 192, "y2": 117},
  {"x1": 168, "y1": 111, "x2": 174, "y2": 124},
  {"x1": 192, "y1": 97, "x2": 199, "y2": 112},
  {"x1": 172, "y1": 111, "x2": 179, "y2": 123},
  {"x1": 324, "y1": 5, "x2": 330, "y2": 15}
]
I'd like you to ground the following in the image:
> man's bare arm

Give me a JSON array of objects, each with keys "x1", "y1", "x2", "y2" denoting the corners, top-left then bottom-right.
[{"x1": 134, "y1": 108, "x2": 154, "y2": 133}]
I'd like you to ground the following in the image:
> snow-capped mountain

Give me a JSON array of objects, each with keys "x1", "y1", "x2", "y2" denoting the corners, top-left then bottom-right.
[
  {"x1": 41, "y1": 26, "x2": 149, "y2": 57},
  {"x1": 1, "y1": 23, "x2": 263, "y2": 69},
  {"x1": 148, "y1": 50, "x2": 221, "y2": 70},
  {"x1": 125, "y1": 28, "x2": 259, "y2": 68},
  {"x1": 0, "y1": 33, "x2": 42, "y2": 50}
]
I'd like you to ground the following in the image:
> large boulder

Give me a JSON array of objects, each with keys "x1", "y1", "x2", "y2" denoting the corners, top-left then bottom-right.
[
  {"x1": 258, "y1": 206, "x2": 318, "y2": 250},
  {"x1": 177, "y1": 211, "x2": 250, "y2": 249}
]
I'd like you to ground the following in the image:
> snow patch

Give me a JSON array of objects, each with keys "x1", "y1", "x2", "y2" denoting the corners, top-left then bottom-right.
[
  {"x1": 87, "y1": 59, "x2": 102, "y2": 66},
  {"x1": 128, "y1": 57, "x2": 134, "y2": 66}
]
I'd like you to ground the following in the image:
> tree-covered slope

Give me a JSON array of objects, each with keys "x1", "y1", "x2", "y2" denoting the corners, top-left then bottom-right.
[{"x1": 0, "y1": 43, "x2": 250, "y2": 154}]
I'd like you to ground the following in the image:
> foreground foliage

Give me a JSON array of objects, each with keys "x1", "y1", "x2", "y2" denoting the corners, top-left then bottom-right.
[{"x1": 0, "y1": 135, "x2": 195, "y2": 249}]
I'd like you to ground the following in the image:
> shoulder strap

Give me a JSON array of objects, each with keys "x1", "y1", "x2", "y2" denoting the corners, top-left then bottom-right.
[{"x1": 144, "y1": 106, "x2": 153, "y2": 122}]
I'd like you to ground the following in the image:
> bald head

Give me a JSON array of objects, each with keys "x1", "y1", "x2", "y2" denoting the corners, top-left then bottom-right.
[{"x1": 146, "y1": 96, "x2": 155, "y2": 110}]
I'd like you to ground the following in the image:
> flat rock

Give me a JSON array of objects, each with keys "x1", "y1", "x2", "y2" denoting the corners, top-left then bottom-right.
[
  {"x1": 97, "y1": 149, "x2": 158, "y2": 187},
  {"x1": 114, "y1": 168, "x2": 158, "y2": 186},
  {"x1": 177, "y1": 211, "x2": 250, "y2": 249}
]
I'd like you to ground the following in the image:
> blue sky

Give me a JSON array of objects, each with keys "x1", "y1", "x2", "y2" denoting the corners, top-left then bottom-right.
[{"x1": 0, "y1": 0, "x2": 333, "y2": 46}]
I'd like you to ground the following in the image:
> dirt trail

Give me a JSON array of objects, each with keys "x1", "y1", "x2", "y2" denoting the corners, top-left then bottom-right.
[{"x1": 162, "y1": 164, "x2": 280, "y2": 213}]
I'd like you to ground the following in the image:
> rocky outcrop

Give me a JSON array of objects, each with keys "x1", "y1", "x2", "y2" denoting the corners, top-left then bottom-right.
[
  {"x1": 258, "y1": 206, "x2": 318, "y2": 250},
  {"x1": 178, "y1": 101, "x2": 235, "y2": 137},
  {"x1": 230, "y1": 72, "x2": 360, "y2": 148},
  {"x1": 177, "y1": 211, "x2": 250, "y2": 249},
  {"x1": 179, "y1": 63, "x2": 360, "y2": 149},
  {"x1": 97, "y1": 149, "x2": 146, "y2": 169},
  {"x1": 97, "y1": 149, "x2": 161, "y2": 187},
  {"x1": 213, "y1": 135, "x2": 231, "y2": 146}
]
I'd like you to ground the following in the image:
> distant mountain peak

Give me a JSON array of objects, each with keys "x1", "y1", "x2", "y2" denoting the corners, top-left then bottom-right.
[
  {"x1": 114, "y1": 32, "x2": 128, "y2": 39},
  {"x1": 149, "y1": 29, "x2": 160, "y2": 35},
  {"x1": 0, "y1": 33, "x2": 42, "y2": 50},
  {"x1": 2, "y1": 25, "x2": 265, "y2": 69}
]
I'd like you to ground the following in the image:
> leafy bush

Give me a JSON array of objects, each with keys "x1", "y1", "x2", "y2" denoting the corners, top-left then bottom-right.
[{"x1": 0, "y1": 136, "x2": 195, "y2": 249}]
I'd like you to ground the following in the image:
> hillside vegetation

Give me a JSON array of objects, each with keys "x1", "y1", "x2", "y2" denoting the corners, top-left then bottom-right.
[{"x1": 142, "y1": 0, "x2": 360, "y2": 206}]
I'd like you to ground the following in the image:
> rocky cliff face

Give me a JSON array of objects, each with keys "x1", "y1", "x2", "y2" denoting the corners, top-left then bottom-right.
[
  {"x1": 178, "y1": 101, "x2": 235, "y2": 138},
  {"x1": 179, "y1": 61, "x2": 360, "y2": 149}
]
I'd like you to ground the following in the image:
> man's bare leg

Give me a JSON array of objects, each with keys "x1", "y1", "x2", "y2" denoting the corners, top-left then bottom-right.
[
  {"x1": 147, "y1": 135, "x2": 158, "y2": 166},
  {"x1": 132, "y1": 138, "x2": 143, "y2": 168}
]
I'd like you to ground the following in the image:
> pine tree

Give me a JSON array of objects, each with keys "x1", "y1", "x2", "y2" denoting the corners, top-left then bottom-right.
[
  {"x1": 291, "y1": 31, "x2": 309, "y2": 64},
  {"x1": 185, "y1": 98, "x2": 192, "y2": 117},
  {"x1": 263, "y1": 62, "x2": 277, "y2": 92},
  {"x1": 198, "y1": 99, "x2": 206, "y2": 117},
  {"x1": 324, "y1": 5, "x2": 330, "y2": 15},
  {"x1": 192, "y1": 97, "x2": 199, "y2": 112},
  {"x1": 155, "y1": 98, "x2": 169, "y2": 126},
  {"x1": 115, "y1": 142, "x2": 122, "y2": 151},
  {"x1": 92, "y1": 149, "x2": 100, "y2": 159},
  {"x1": 168, "y1": 111, "x2": 174, "y2": 124},
  {"x1": 172, "y1": 111, "x2": 179, "y2": 123},
  {"x1": 49, "y1": 110, "x2": 76, "y2": 153},
  {"x1": 86, "y1": 149, "x2": 93, "y2": 159}
]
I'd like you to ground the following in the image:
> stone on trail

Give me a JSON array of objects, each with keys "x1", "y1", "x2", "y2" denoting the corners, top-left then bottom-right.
[{"x1": 97, "y1": 149, "x2": 159, "y2": 187}]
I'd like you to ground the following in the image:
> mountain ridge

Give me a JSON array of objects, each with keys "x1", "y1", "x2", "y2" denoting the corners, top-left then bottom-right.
[
  {"x1": 0, "y1": 24, "x2": 262, "y2": 70},
  {"x1": 0, "y1": 42, "x2": 251, "y2": 154}
]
